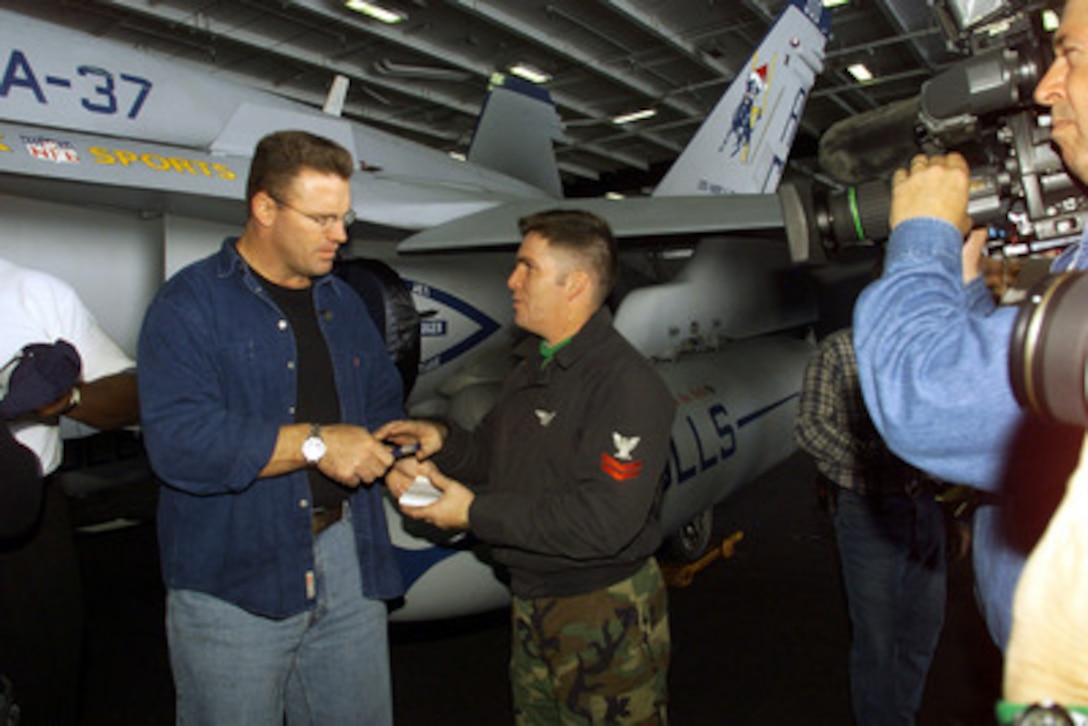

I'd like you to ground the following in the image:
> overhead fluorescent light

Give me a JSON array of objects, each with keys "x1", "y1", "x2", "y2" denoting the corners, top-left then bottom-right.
[
  {"x1": 612, "y1": 108, "x2": 656, "y2": 125},
  {"x1": 847, "y1": 63, "x2": 873, "y2": 82},
  {"x1": 509, "y1": 63, "x2": 552, "y2": 84},
  {"x1": 345, "y1": 1, "x2": 406, "y2": 24},
  {"x1": 448, "y1": 151, "x2": 466, "y2": 162},
  {"x1": 605, "y1": 191, "x2": 625, "y2": 200},
  {"x1": 1042, "y1": 9, "x2": 1059, "y2": 31},
  {"x1": 822, "y1": 0, "x2": 850, "y2": 7}
]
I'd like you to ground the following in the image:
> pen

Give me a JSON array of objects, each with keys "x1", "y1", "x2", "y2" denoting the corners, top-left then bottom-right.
[{"x1": 391, "y1": 442, "x2": 421, "y2": 458}]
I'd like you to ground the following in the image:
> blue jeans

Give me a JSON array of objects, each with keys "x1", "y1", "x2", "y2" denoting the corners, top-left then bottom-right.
[
  {"x1": 833, "y1": 487, "x2": 947, "y2": 726},
  {"x1": 166, "y1": 507, "x2": 392, "y2": 725}
]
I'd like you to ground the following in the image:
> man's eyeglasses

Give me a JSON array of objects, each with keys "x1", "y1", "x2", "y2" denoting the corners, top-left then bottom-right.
[{"x1": 268, "y1": 193, "x2": 356, "y2": 231}]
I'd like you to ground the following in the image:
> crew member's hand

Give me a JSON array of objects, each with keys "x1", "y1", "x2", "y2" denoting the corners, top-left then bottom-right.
[
  {"x1": 399, "y1": 462, "x2": 473, "y2": 530},
  {"x1": 374, "y1": 418, "x2": 448, "y2": 458},
  {"x1": 1005, "y1": 431, "x2": 1088, "y2": 705},
  {"x1": 890, "y1": 153, "x2": 973, "y2": 236},
  {"x1": 319, "y1": 424, "x2": 395, "y2": 487},
  {"x1": 386, "y1": 457, "x2": 425, "y2": 499}
]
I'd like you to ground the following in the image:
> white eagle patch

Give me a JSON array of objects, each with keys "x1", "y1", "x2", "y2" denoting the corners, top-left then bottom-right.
[
  {"x1": 535, "y1": 409, "x2": 557, "y2": 427},
  {"x1": 612, "y1": 432, "x2": 641, "y2": 460}
]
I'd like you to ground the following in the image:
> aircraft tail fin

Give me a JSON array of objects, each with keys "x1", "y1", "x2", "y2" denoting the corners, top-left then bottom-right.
[
  {"x1": 653, "y1": 0, "x2": 831, "y2": 197},
  {"x1": 467, "y1": 73, "x2": 565, "y2": 198}
]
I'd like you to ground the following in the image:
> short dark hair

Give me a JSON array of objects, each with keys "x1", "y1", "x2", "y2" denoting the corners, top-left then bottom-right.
[
  {"x1": 517, "y1": 209, "x2": 618, "y2": 304},
  {"x1": 245, "y1": 130, "x2": 355, "y2": 206}
]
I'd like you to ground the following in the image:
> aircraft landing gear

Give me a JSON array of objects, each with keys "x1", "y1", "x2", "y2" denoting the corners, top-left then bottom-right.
[
  {"x1": 661, "y1": 530, "x2": 744, "y2": 589},
  {"x1": 662, "y1": 508, "x2": 713, "y2": 563}
]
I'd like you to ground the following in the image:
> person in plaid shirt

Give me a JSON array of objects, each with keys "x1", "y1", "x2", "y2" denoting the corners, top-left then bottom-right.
[{"x1": 796, "y1": 327, "x2": 947, "y2": 726}]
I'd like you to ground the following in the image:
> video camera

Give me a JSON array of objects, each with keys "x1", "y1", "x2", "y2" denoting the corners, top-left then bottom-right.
[
  {"x1": 784, "y1": 0, "x2": 1086, "y2": 259},
  {"x1": 1010, "y1": 269, "x2": 1088, "y2": 428}
]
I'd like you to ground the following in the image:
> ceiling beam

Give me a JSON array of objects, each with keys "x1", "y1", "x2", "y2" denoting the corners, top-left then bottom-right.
[
  {"x1": 97, "y1": 0, "x2": 483, "y2": 115},
  {"x1": 602, "y1": 0, "x2": 738, "y2": 79},
  {"x1": 449, "y1": 0, "x2": 695, "y2": 156},
  {"x1": 288, "y1": 0, "x2": 670, "y2": 170},
  {"x1": 873, "y1": 0, "x2": 950, "y2": 71}
]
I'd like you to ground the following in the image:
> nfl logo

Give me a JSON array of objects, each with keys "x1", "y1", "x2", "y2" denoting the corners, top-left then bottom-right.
[{"x1": 23, "y1": 137, "x2": 80, "y2": 164}]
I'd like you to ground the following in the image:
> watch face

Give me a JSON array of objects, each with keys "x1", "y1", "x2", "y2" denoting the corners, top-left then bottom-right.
[{"x1": 302, "y1": 436, "x2": 326, "y2": 464}]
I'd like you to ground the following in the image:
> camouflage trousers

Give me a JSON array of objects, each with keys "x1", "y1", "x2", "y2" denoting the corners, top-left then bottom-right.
[{"x1": 510, "y1": 558, "x2": 670, "y2": 725}]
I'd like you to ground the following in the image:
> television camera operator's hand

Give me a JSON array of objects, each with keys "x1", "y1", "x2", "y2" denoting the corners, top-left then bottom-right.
[
  {"x1": 890, "y1": 153, "x2": 973, "y2": 236},
  {"x1": 1005, "y1": 431, "x2": 1088, "y2": 705},
  {"x1": 961, "y1": 228, "x2": 989, "y2": 285}
]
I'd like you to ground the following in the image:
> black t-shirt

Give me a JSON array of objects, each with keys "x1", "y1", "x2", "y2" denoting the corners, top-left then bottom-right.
[{"x1": 260, "y1": 275, "x2": 347, "y2": 510}]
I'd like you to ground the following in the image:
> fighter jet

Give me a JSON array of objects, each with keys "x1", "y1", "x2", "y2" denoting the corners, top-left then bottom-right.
[{"x1": 0, "y1": 0, "x2": 833, "y2": 621}]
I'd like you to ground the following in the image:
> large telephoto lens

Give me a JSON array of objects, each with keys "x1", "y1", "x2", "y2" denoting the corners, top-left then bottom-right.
[{"x1": 1010, "y1": 271, "x2": 1088, "y2": 427}]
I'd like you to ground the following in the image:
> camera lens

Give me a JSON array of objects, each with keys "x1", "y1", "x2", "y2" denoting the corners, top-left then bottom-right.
[
  {"x1": 1009, "y1": 271, "x2": 1088, "y2": 427},
  {"x1": 816, "y1": 180, "x2": 892, "y2": 247}
]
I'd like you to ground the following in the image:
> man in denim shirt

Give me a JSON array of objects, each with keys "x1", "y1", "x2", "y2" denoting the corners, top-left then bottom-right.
[
  {"x1": 853, "y1": 1, "x2": 1088, "y2": 654},
  {"x1": 139, "y1": 131, "x2": 404, "y2": 724}
]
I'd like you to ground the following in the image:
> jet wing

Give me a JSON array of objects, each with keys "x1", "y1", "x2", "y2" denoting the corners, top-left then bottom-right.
[
  {"x1": 0, "y1": 121, "x2": 247, "y2": 198},
  {"x1": 0, "y1": 116, "x2": 553, "y2": 230},
  {"x1": 0, "y1": 9, "x2": 559, "y2": 232},
  {"x1": 397, "y1": 194, "x2": 787, "y2": 252}
]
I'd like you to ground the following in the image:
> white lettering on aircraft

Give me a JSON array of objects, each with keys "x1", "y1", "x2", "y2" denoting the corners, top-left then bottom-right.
[{"x1": 409, "y1": 280, "x2": 501, "y2": 373}]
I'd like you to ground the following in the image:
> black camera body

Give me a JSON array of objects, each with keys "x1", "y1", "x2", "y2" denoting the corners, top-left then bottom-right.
[
  {"x1": 782, "y1": 0, "x2": 1088, "y2": 259},
  {"x1": 778, "y1": 1, "x2": 1088, "y2": 426}
]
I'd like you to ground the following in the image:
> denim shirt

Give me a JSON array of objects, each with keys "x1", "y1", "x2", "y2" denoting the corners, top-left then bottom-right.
[
  {"x1": 139, "y1": 239, "x2": 405, "y2": 618},
  {"x1": 854, "y1": 217, "x2": 1087, "y2": 648},
  {"x1": 854, "y1": 218, "x2": 1025, "y2": 490}
]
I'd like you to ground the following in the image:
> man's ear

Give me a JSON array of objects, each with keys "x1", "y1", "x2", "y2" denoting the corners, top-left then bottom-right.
[
  {"x1": 565, "y1": 268, "x2": 592, "y2": 302},
  {"x1": 252, "y1": 191, "x2": 277, "y2": 227}
]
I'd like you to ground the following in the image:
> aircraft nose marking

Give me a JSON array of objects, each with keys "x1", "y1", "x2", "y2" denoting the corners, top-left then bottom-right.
[
  {"x1": 407, "y1": 279, "x2": 500, "y2": 371},
  {"x1": 664, "y1": 391, "x2": 799, "y2": 491},
  {"x1": 736, "y1": 392, "x2": 799, "y2": 428}
]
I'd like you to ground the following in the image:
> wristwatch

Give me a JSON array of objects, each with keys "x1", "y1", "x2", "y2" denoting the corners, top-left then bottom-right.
[
  {"x1": 61, "y1": 386, "x2": 81, "y2": 415},
  {"x1": 999, "y1": 700, "x2": 1088, "y2": 725},
  {"x1": 301, "y1": 423, "x2": 326, "y2": 465}
]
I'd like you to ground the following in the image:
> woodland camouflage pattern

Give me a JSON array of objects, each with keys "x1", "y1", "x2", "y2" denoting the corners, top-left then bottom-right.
[{"x1": 510, "y1": 559, "x2": 670, "y2": 724}]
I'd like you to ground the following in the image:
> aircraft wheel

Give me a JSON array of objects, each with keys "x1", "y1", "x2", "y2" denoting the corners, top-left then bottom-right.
[{"x1": 662, "y1": 508, "x2": 713, "y2": 563}]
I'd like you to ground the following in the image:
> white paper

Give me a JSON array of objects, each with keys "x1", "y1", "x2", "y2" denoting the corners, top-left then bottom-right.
[{"x1": 398, "y1": 475, "x2": 442, "y2": 507}]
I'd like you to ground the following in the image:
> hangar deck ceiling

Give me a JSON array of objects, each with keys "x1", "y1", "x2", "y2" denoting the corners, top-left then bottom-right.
[{"x1": 5, "y1": 0, "x2": 968, "y2": 195}]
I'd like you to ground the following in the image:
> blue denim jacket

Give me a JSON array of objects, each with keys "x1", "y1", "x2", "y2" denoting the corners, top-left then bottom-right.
[
  {"x1": 854, "y1": 217, "x2": 1087, "y2": 648},
  {"x1": 854, "y1": 217, "x2": 1024, "y2": 489},
  {"x1": 139, "y1": 239, "x2": 405, "y2": 618}
]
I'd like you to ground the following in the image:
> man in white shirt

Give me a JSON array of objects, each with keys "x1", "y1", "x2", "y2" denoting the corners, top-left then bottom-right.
[{"x1": 0, "y1": 257, "x2": 138, "y2": 724}]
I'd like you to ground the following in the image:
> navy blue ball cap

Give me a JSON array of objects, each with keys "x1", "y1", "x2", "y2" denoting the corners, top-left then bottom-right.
[{"x1": 0, "y1": 339, "x2": 82, "y2": 420}]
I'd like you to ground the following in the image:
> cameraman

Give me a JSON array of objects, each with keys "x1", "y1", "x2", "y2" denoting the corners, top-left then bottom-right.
[{"x1": 853, "y1": 0, "x2": 1088, "y2": 655}]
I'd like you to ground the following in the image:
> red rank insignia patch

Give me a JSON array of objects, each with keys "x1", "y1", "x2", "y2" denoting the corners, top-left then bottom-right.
[{"x1": 601, "y1": 452, "x2": 643, "y2": 482}]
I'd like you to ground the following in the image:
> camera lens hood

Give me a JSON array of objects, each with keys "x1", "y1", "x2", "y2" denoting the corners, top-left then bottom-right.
[{"x1": 1010, "y1": 271, "x2": 1088, "y2": 426}]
